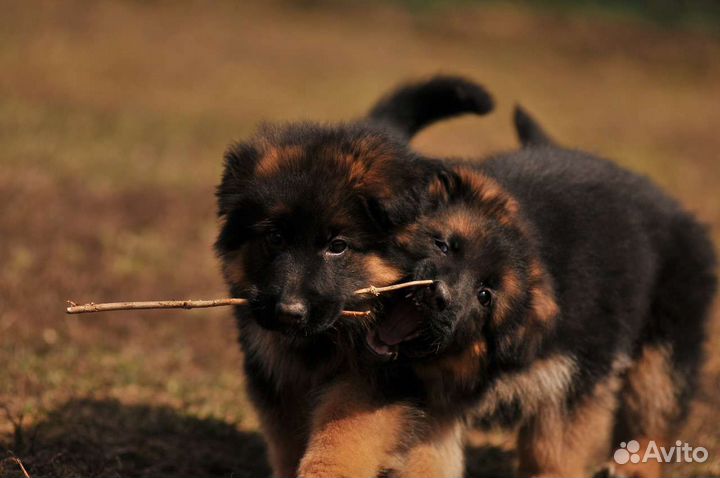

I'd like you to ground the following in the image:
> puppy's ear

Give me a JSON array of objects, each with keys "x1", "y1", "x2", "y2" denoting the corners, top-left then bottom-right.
[
  {"x1": 362, "y1": 196, "x2": 392, "y2": 232},
  {"x1": 216, "y1": 142, "x2": 260, "y2": 217},
  {"x1": 361, "y1": 164, "x2": 458, "y2": 231},
  {"x1": 215, "y1": 200, "x2": 262, "y2": 255},
  {"x1": 427, "y1": 169, "x2": 460, "y2": 207},
  {"x1": 513, "y1": 105, "x2": 555, "y2": 148}
]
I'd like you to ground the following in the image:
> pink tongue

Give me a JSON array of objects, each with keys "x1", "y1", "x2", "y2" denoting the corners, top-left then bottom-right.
[{"x1": 377, "y1": 302, "x2": 420, "y2": 346}]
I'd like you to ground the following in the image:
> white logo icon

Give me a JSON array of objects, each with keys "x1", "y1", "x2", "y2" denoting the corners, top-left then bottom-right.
[{"x1": 614, "y1": 440, "x2": 641, "y2": 464}]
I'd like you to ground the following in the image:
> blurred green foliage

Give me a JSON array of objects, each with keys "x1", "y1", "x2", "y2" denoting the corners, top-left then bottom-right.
[{"x1": 387, "y1": 0, "x2": 720, "y2": 32}]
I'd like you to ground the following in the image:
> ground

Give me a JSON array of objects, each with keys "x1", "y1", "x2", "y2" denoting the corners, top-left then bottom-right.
[{"x1": 0, "y1": 1, "x2": 719, "y2": 476}]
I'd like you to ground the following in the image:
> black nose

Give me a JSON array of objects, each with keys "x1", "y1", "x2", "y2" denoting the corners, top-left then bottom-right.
[
  {"x1": 276, "y1": 301, "x2": 307, "y2": 325},
  {"x1": 432, "y1": 281, "x2": 451, "y2": 311}
]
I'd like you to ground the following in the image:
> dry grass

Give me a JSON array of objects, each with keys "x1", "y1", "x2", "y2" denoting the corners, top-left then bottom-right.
[{"x1": 0, "y1": 1, "x2": 718, "y2": 476}]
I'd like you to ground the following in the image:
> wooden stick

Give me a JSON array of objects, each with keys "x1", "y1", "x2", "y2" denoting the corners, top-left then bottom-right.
[
  {"x1": 65, "y1": 298, "x2": 248, "y2": 314},
  {"x1": 65, "y1": 280, "x2": 434, "y2": 315},
  {"x1": 12, "y1": 457, "x2": 31, "y2": 478},
  {"x1": 354, "y1": 279, "x2": 434, "y2": 296}
]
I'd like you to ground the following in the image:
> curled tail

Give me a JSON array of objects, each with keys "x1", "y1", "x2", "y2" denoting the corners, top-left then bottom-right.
[
  {"x1": 368, "y1": 75, "x2": 494, "y2": 139},
  {"x1": 513, "y1": 105, "x2": 554, "y2": 148}
]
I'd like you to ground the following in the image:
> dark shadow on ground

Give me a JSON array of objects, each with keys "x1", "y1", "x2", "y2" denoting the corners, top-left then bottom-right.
[
  {"x1": 1, "y1": 398, "x2": 519, "y2": 477},
  {"x1": 4, "y1": 398, "x2": 655, "y2": 478},
  {"x1": 0, "y1": 398, "x2": 269, "y2": 477}
]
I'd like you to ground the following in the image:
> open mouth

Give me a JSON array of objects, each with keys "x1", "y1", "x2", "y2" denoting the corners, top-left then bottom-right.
[{"x1": 365, "y1": 290, "x2": 427, "y2": 359}]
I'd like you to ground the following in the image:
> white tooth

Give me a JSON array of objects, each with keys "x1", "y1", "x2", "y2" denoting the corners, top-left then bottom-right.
[{"x1": 405, "y1": 292, "x2": 413, "y2": 298}]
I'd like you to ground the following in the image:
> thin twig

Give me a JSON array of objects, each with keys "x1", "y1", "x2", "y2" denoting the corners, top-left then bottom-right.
[
  {"x1": 12, "y1": 457, "x2": 31, "y2": 478},
  {"x1": 354, "y1": 279, "x2": 434, "y2": 296},
  {"x1": 65, "y1": 280, "x2": 434, "y2": 315},
  {"x1": 65, "y1": 298, "x2": 248, "y2": 314}
]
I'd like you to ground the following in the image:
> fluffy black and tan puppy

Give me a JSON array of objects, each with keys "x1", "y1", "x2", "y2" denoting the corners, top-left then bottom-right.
[
  {"x1": 365, "y1": 110, "x2": 717, "y2": 477},
  {"x1": 215, "y1": 76, "x2": 494, "y2": 477}
]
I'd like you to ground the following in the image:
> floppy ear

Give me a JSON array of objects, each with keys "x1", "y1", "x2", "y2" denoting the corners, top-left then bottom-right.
[
  {"x1": 215, "y1": 200, "x2": 263, "y2": 255},
  {"x1": 216, "y1": 142, "x2": 260, "y2": 217},
  {"x1": 358, "y1": 179, "x2": 423, "y2": 233},
  {"x1": 360, "y1": 162, "x2": 458, "y2": 231},
  {"x1": 426, "y1": 169, "x2": 460, "y2": 207},
  {"x1": 215, "y1": 142, "x2": 265, "y2": 256},
  {"x1": 361, "y1": 196, "x2": 392, "y2": 232}
]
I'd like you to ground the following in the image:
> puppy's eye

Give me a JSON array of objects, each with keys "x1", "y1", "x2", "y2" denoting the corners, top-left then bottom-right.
[
  {"x1": 267, "y1": 230, "x2": 283, "y2": 247},
  {"x1": 328, "y1": 239, "x2": 348, "y2": 255},
  {"x1": 434, "y1": 239, "x2": 449, "y2": 255},
  {"x1": 477, "y1": 288, "x2": 493, "y2": 307}
]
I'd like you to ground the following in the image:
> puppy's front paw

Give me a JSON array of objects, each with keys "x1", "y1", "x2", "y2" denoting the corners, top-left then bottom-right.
[{"x1": 297, "y1": 458, "x2": 352, "y2": 478}]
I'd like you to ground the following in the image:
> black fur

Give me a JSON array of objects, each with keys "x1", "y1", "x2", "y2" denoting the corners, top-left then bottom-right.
[
  {"x1": 367, "y1": 139, "x2": 716, "y2": 475},
  {"x1": 514, "y1": 105, "x2": 554, "y2": 147},
  {"x1": 368, "y1": 75, "x2": 494, "y2": 138},
  {"x1": 359, "y1": 100, "x2": 716, "y2": 475},
  {"x1": 216, "y1": 76, "x2": 495, "y2": 337},
  {"x1": 213, "y1": 76, "x2": 498, "y2": 477},
  {"x1": 216, "y1": 122, "x2": 434, "y2": 335}
]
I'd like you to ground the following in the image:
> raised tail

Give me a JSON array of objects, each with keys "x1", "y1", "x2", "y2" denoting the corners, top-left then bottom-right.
[
  {"x1": 513, "y1": 105, "x2": 555, "y2": 148},
  {"x1": 368, "y1": 75, "x2": 494, "y2": 139}
]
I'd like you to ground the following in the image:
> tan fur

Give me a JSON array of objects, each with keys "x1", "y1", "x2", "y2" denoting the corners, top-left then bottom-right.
[
  {"x1": 298, "y1": 380, "x2": 416, "y2": 478},
  {"x1": 348, "y1": 159, "x2": 370, "y2": 185},
  {"x1": 428, "y1": 176, "x2": 450, "y2": 203},
  {"x1": 394, "y1": 222, "x2": 420, "y2": 249},
  {"x1": 256, "y1": 145, "x2": 303, "y2": 176},
  {"x1": 365, "y1": 254, "x2": 404, "y2": 286},
  {"x1": 621, "y1": 344, "x2": 679, "y2": 437},
  {"x1": 494, "y1": 268, "x2": 525, "y2": 323},
  {"x1": 528, "y1": 259, "x2": 559, "y2": 326},
  {"x1": 416, "y1": 340, "x2": 488, "y2": 392},
  {"x1": 454, "y1": 167, "x2": 504, "y2": 206},
  {"x1": 452, "y1": 166, "x2": 520, "y2": 225},
  {"x1": 610, "y1": 438, "x2": 665, "y2": 478},
  {"x1": 446, "y1": 209, "x2": 480, "y2": 239},
  {"x1": 221, "y1": 248, "x2": 247, "y2": 288},
  {"x1": 518, "y1": 372, "x2": 621, "y2": 477},
  {"x1": 476, "y1": 354, "x2": 578, "y2": 418},
  {"x1": 396, "y1": 421, "x2": 465, "y2": 478},
  {"x1": 494, "y1": 194, "x2": 521, "y2": 228},
  {"x1": 529, "y1": 284, "x2": 559, "y2": 325},
  {"x1": 340, "y1": 140, "x2": 397, "y2": 198},
  {"x1": 612, "y1": 344, "x2": 679, "y2": 478},
  {"x1": 501, "y1": 269, "x2": 524, "y2": 300}
]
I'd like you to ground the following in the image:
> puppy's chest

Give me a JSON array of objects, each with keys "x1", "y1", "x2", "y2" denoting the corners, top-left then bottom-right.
[
  {"x1": 241, "y1": 322, "x2": 346, "y2": 390},
  {"x1": 411, "y1": 344, "x2": 488, "y2": 410}
]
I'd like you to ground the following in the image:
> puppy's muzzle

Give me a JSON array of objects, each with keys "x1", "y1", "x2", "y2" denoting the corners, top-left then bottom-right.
[
  {"x1": 430, "y1": 281, "x2": 451, "y2": 311},
  {"x1": 275, "y1": 300, "x2": 307, "y2": 326},
  {"x1": 419, "y1": 280, "x2": 451, "y2": 311}
]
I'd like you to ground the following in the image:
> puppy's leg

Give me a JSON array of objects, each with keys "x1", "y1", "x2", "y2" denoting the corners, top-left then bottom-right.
[
  {"x1": 613, "y1": 343, "x2": 680, "y2": 478},
  {"x1": 243, "y1": 349, "x2": 308, "y2": 477},
  {"x1": 396, "y1": 420, "x2": 465, "y2": 478},
  {"x1": 257, "y1": 406, "x2": 308, "y2": 478},
  {"x1": 298, "y1": 380, "x2": 417, "y2": 478},
  {"x1": 517, "y1": 373, "x2": 619, "y2": 478},
  {"x1": 612, "y1": 220, "x2": 716, "y2": 478}
]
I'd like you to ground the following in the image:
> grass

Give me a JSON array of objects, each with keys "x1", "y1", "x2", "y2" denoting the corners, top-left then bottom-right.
[{"x1": 0, "y1": 0, "x2": 719, "y2": 476}]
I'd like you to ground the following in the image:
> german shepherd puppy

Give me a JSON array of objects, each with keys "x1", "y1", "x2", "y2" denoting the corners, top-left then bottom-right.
[
  {"x1": 215, "y1": 76, "x2": 494, "y2": 477},
  {"x1": 364, "y1": 109, "x2": 717, "y2": 477}
]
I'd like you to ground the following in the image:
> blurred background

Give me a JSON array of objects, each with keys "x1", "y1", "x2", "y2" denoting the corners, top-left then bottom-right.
[{"x1": 1, "y1": 1, "x2": 718, "y2": 476}]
